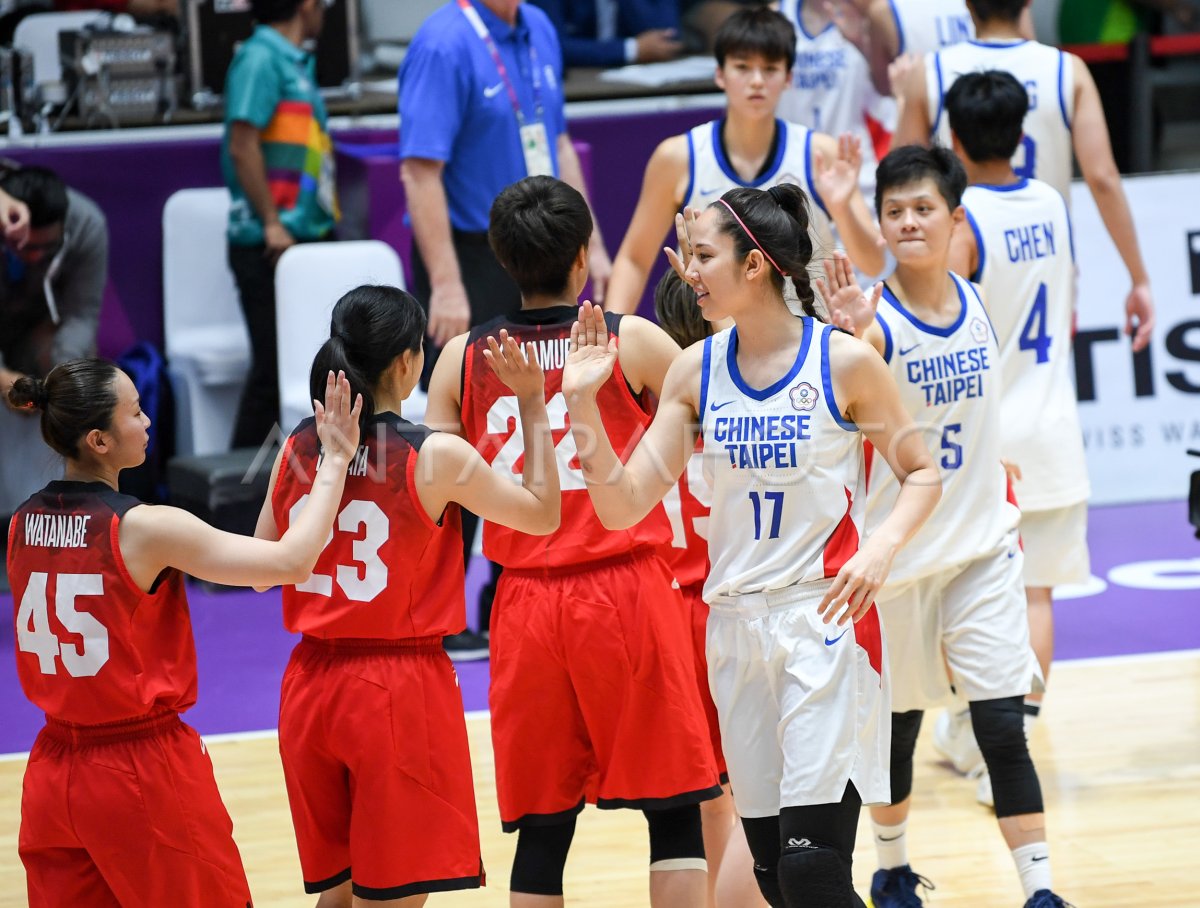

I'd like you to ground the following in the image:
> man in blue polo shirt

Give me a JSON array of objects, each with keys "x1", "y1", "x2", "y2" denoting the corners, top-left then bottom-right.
[{"x1": 400, "y1": 0, "x2": 611, "y2": 662}]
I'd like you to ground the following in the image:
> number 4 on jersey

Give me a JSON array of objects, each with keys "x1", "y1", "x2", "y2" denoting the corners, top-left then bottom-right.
[{"x1": 1019, "y1": 282, "x2": 1052, "y2": 364}]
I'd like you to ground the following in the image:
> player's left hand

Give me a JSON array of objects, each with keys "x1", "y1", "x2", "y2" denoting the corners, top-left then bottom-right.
[
  {"x1": 816, "y1": 251, "x2": 882, "y2": 337},
  {"x1": 1125, "y1": 282, "x2": 1154, "y2": 352},
  {"x1": 484, "y1": 329, "x2": 544, "y2": 400},
  {"x1": 563, "y1": 303, "x2": 617, "y2": 401},
  {"x1": 817, "y1": 539, "x2": 893, "y2": 626}
]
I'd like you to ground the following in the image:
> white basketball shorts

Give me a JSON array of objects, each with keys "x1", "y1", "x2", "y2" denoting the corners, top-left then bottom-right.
[
  {"x1": 876, "y1": 528, "x2": 1043, "y2": 713},
  {"x1": 706, "y1": 579, "x2": 890, "y2": 817},
  {"x1": 1020, "y1": 502, "x2": 1090, "y2": 589}
]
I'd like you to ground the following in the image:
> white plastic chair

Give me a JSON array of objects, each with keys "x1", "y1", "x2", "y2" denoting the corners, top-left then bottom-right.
[
  {"x1": 162, "y1": 188, "x2": 250, "y2": 457},
  {"x1": 12, "y1": 11, "x2": 130, "y2": 104},
  {"x1": 274, "y1": 240, "x2": 423, "y2": 436}
]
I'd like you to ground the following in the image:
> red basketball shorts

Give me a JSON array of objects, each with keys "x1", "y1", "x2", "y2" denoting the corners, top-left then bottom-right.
[
  {"x1": 682, "y1": 581, "x2": 727, "y2": 781},
  {"x1": 19, "y1": 712, "x2": 252, "y2": 908},
  {"x1": 489, "y1": 549, "x2": 721, "y2": 831},
  {"x1": 278, "y1": 636, "x2": 483, "y2": 899}
]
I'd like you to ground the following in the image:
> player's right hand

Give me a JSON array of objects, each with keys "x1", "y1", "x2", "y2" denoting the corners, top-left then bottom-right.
[
  {"x1": 484, "y1": 330, "x2": 544, "y2": 400},
  {"x1": 428, "y1": 280, "x2": 471, "y2": 348},
  {"x1": 563, "y1": 303, "x2": 617, "y2": 401},
  {"x1": 816, "y1": 251, "x2": 882, "y2": 338}
]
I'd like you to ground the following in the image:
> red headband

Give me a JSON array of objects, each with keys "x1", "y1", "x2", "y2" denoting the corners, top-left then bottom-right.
[{"x1": 717, "y1": 198, "x2": 787, "y2": 277}]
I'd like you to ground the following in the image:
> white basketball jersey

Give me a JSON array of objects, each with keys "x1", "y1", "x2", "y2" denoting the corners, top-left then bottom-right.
[
  {"x1": 685, "y1": 117, "x2": 835, "y2": 259},
  {"x1": 777, "y1": 0, "x2": 891, "y2": 198},
  {"x1": 887, "y1": 0, "x2": 974, "y2": 55},
  {"x1": 962, "y1": 178, "x2": 1089, "y2": 510},
  {"x1": 866, "y1": 272, "x2": 1018, "y2": 585},
  {"x1": 699, "y1": 319, "x2": 866, "y2": 601},
  {"x1": 926, "y1": 40, "x2": 1076, "y2": 202}
]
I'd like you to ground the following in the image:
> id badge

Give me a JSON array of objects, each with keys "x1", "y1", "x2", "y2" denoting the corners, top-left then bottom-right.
[{"x1": 520, "y1": 121, "x2": 553, "y2": 177}]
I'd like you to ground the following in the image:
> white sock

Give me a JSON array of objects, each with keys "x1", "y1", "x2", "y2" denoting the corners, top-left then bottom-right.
[
  {"x1": 872, "y1": 819, "x2": 908, "y2": 870},
  {"x1": 1012, "y1": 842, "x2": 1052, "y2": 898}
]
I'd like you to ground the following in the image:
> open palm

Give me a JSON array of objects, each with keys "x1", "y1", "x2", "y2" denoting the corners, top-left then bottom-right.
[{"x1": 563, "y1": 304, "x2": 617, "y2": 400}]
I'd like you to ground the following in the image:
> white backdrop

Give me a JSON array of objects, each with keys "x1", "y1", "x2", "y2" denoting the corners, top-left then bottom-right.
[{"x1": 1069, "y1": 172, "x2": 1200, "y2": 505}]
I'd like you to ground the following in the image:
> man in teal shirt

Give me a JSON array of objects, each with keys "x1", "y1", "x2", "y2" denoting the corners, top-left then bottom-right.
[{"x1": 222, "y1": 0, "x2": 337, "y2": 449}]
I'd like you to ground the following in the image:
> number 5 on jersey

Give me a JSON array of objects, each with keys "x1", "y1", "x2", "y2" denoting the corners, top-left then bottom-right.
[{"x1": 17, "y1": 572, "x2": 109, "y2": 677}]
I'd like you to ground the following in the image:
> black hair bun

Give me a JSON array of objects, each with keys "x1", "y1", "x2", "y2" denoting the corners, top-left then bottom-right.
[{"x1": 8, "y1": 375, "x2": 49, "y2": 411}]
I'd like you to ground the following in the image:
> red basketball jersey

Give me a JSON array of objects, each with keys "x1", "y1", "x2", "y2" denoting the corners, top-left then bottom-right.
[
  {"x1": 271, "y1": 413, "x2": 466, "y2": 639},
  {"x1": 8, "y1": 481, "x2": 197, "y2": 725},
  {"x1": 460, "y1": 307, "x2": 671, "y2": 570},
  {"x1": 661, "y1": 452, "x2": 712, "y2": 590}
]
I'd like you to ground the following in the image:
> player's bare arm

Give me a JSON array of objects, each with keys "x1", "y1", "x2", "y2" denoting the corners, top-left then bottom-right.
[
  {"x1": 811, "y1": 132, "x2": 886, "y2": 276},
  {"x1": 415, "y1": 332, "x2": 560, "y2": 535},
  {"x1": 564, "y1": 305, "x2": 700, "y2": 529},
  {"x1": 422, "y1": 332, "x2": 471, "y2": 436},
  {"x1": 612, "y1": 313, "x2": 684, "y2": 397},
  {"x1": 131, "y1": 371, "x2": 361, "y2": 591},
  {"x1": 1069, "y1": 54, "x2": 1155, "y2": 351},
  {"x1": 947, "y1": 213, "x2": 979, "y2": 281},
  {"x1": 818, "y1": 333, "x2": 941, "y2": 624},
  {"x1": 606, "y1": 135, "x2": 691, "y2": 314}
]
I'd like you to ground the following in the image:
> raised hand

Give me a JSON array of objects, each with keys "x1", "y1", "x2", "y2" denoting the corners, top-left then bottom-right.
[
  {"x1": 663, "y1": 206, "x2": 701, "y2": 287},
  {"x1": 815, "y1": 251, "x2": 882, "y2": 337},
  {"x1": 563, "y1": 303, "x2": 617, "y2": 401},
  {"x1": 813, "y1": 134, "x2": 864, "y2": 215},
  {"x1": 314, "y1": 370, "x2": 363, "y2": 462},
  {"x1": 484, "y1": 329, "x2": 544, "y2": 399}
]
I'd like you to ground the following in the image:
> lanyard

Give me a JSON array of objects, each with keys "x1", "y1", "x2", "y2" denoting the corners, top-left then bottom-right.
[{"x1": 457, "y1": 0, "x2": 543, "y2": 125}]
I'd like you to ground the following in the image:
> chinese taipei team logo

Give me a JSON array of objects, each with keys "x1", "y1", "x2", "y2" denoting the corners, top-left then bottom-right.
[
  {"x1": 790, "y1": 381, "x2": 819, "y2": 411},
  {"x1": 970, "y1": 316, "x2": 990, "y2": 344}
]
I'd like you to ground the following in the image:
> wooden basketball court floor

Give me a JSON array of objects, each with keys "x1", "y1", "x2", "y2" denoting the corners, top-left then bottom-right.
[{"x1": 0, "y1": 650, "x2": 1195, "y2": 906}]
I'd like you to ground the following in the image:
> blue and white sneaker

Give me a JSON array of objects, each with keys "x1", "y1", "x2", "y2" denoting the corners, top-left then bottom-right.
[
  {"x1": 869, "y1": 865, "x2": 935, "y2": 907},
  {"x1": 1023, "y1": 890, "x2": 1074, "y2": 908}
]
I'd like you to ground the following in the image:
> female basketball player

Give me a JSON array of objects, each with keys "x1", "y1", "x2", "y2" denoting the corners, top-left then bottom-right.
[
  {"x1": 563, "y1": 184, "x2": 941, "y2": 908},
  {"x1": 254, "y1": 285, "x2": 559, "y2": 906},
  {"x1": 7, "y1": 358, "x2": 361, "y2": 908}
]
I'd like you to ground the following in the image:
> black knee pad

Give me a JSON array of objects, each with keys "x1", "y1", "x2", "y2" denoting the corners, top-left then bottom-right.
[
  {"x1": 777, "y1": 842, "x2": 857, "y2": 908},
  {"x1": 510, "y1": 819, "x2": 577, "y2": 896},
  {"x1": 643, "y1": 804, "x2": 705, "y2": 868},
  {"x1": 889, "y1": 710, "x2": 924, "y2": 804},
  {"x1": 752, "y1": 861, "x2": 786, "y2": 908},
  {"x1": 970, "y1": 697, "x2": 1044, "y2": 818}
]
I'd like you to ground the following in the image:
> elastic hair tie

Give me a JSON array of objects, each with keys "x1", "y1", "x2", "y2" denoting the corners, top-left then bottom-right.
[{"x1": 717, "y1": 198, "x2": 788, "y2": 277}]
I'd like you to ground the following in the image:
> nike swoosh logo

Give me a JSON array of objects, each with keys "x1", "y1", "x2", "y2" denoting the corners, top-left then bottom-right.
[
  {"x1": 877, "y1": 833, "x2": 904, "y2": 842},
  {"x1": 824, "y1": 628, "x2": 849, "y2": 646},
  {"x1": 1030, "y1": 855, "x2": 1049, "y2": 862},
  {"x1": 1007, "y1": 549, "x2": 1017, "y2": 559},
  {"x1": 484, "y1": 82, "x2": 504, "y2": 99},
  {"x1": 899, "y1": 343, "x2": 922, "y2": 356},
  {"x1": 699, "y1": 186, "x2": 723, "y2": 196},
  {"x1": 710, "y1": 400, "x2": 736, "y2": 411}
]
